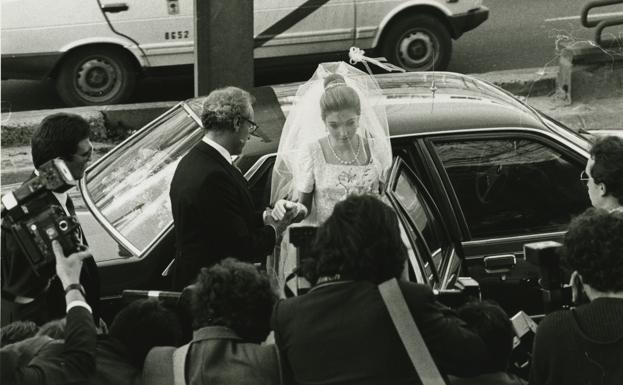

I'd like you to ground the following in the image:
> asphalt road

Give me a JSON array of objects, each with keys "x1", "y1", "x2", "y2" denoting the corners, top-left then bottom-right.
[
  {"x1": 448, "y1": 0, "x2": 623, "y2": 73},
  {"x1": 2, "y1": 0, "x2": 622, "y2": 112}
]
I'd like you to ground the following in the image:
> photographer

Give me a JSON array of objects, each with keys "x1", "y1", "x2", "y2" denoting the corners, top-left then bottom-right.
[
  {"x1": 1, "y1": 113, "x2": 100, "y2": 326},
  {"x1": 272, "y1": 195, "x2": 488, "y2": 384},
  {"x1": 450, "y1": 301, "x2": 526, "y2": 385},
  {"x1": 582, "y1": 135, "x2": 623, "y2": 212},
  {"x1": 1, "y1": 241, "x2": 97, "y2": 384},
  {"x1": 142, "y1": 258, "x2": 280, "y2": 385},
  {"x1": 529, "y1": 209, "x2": 623, "y2": 385}
]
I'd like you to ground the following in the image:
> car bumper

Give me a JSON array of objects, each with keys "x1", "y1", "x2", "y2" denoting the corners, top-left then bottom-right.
[
  {"x1": 1, "y1": 53, "x2": 62, "y2": 80},
  {"x1": 447, "y1": 7, "x2": 490, "y2": 39}
]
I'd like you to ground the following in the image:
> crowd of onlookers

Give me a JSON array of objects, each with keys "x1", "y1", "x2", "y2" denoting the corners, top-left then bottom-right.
[{"x1": 2, "y1": 191, "x2": 623, "y2": 384}]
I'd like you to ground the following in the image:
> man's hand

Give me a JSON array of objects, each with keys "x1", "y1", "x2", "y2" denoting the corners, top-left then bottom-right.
[
  {"x1": 265, "y1": 211, "x2": 296, "y2": 237},
  {"x1": 52, "y1": 240, "x2": 92, "y2": 288}
]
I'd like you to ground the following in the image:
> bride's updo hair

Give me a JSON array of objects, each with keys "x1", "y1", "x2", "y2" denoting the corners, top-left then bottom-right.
[{"x1": 319, "y1": 73, "x2": 361, "y2": 120}]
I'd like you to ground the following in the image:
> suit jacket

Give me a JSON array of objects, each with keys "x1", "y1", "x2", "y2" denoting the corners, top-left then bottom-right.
[
  {"x1": 0, "y1": 306, "x2": 97, "y2": 385},
  {"x1": 186, "y1": 326, "x2": 281, "y2": 385},
  {"x1": 273, "y1": 280, "x2": 489, "y2": 385},
  {"x1": 2, "y1": 333, "x2": 141, "y2": 385},
  {"x1": 1, "y1": 175, "x2": 100, "y2": 325},
  {"x1": 169, "y1": 141, "x2": 276, "y2": 289}
]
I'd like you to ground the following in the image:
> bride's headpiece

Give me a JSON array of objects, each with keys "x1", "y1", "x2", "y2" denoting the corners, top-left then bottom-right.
[{"x1": 324, "y1": 79, "x2": 347, "y2": 91}]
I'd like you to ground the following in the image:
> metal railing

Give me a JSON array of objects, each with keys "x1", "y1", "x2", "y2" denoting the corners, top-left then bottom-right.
[{"x1": 581, "y1": 0, "x2": 623, "y2": 46}]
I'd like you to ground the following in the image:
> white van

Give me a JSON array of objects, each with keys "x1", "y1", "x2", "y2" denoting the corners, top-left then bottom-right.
[{"x1": 1, "y1": 0, "x2": 488, "y2": 106}]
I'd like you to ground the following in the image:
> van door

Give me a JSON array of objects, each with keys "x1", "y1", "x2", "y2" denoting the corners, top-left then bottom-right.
[
  {"x1": 355, "y1": 0, "x2": 402, "y2": 49},
  {"x1": 254, "y1": 0, "x2": 355, "y2": 58},
  {"x1": 99, "y1": 0, "x2": 194, "y2": 67}
]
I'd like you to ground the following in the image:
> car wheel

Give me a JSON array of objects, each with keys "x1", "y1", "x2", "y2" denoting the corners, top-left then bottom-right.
[
  {"x1": 381, "y1": 14, "x2": 452, "y2": 71},
  {"x1": 56, "y1": 47, "x2": 137, "y2": 106}
]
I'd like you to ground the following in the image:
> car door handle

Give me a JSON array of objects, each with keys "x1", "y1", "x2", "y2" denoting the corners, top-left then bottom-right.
[
  {"x1": 102, "y1": 3, "x2": 129, "y2": 13},
  {"x1": 483, "y1": 254, "x2": 517, "y2": 273}
]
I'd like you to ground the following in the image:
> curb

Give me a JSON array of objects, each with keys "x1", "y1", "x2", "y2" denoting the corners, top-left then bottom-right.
[
  {"x1": 1, "y1": 101, "x2": 177, "y2": 147},
  {"x1": 472, "y1": 66, "x2": 558, "y2": 98}
]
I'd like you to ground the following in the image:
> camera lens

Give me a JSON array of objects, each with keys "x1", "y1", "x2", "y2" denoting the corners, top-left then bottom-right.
[{"x1": 58, "y1": 220, "x2": 68, "y2": 231}]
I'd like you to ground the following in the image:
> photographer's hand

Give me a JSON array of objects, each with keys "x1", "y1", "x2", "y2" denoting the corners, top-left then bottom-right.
[{"x1": 52, "y1": 241, "x2": 91, "y2": 303}]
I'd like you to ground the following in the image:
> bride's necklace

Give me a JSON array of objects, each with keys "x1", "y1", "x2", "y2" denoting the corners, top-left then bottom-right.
[{"x1": 328, "y1": 135, "x2": 361, "y2": 165}]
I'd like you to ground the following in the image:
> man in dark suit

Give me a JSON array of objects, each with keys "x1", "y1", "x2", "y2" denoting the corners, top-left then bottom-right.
[
  {"x1": 169, "y1": 86, "x2": 291, "y2": 289},
  {"x1": 1, "y1": 113, "x2": 100, "y2": 326}
]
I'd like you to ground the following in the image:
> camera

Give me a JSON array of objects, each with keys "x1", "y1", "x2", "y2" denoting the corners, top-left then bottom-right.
[
  {"x1": 524, "y1": 241, "x2": 573, "y2": 313},
  {"x1": 1, "y1": 158, "x2": 83, "y2": 277}
]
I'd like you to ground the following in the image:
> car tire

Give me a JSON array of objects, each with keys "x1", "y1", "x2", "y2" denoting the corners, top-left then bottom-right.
[
  {"x1": 381, "y1": 14, "x2": 452, "y2": 71},
  {"x1": 55, "y1": 46, "x2": 137, "y2": 106}
]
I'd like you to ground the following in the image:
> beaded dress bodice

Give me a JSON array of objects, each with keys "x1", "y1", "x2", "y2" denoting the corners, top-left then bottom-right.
[{"x1": 297, "y1": 140, "x2": 381, "y2": 224}]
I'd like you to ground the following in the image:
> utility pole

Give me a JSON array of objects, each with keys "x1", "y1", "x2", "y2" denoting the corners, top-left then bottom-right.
[{"x1": 194, "y1": 0, "x2": 254, "y2": 96}]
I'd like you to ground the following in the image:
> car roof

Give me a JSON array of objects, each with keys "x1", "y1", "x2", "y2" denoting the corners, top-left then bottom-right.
[{"x1": 186, "y1": 71, "x2": 548, "y2": 163}]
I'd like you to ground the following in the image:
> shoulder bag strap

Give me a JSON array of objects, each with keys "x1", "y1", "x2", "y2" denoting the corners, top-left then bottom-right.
[
  {"x1": 379, "y1": 278, "x2": 446, "y2": 385},
  {"x1": 172, "y1": 343, "x2": 191, "y2": 385}
]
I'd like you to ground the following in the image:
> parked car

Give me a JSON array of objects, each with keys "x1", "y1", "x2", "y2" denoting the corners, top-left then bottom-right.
[
  {"x1": 80, "y1": 71, "x2": 591, "y2": 319},
  {"x1": 1, "y1": 0, "x2": 488, "y2": 106}
]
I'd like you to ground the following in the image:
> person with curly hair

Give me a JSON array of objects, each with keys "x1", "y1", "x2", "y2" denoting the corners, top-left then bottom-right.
[
  {"x1": 144, "y1": 258, "x2": 280, "y2": 385},
  {"x1": 272, "y1": 194, "x2": 489, "y2": 385},
  {"x1": 583, "y1": 135, "x2": 623, "y2": 212},
  {"x1": 529, "y1": 209, "x2": 623, "y2": 385},
  {"x1": 450, "y1": 301, "x2": 526, "y2": 385},
  {"x1": 169, "y1": 86, "x2": 293, "y2": 289}
]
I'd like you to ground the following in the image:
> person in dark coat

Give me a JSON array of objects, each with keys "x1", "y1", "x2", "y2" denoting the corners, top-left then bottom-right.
[
  {"x1": 582, "y1": 135, "x2": 623, "y2": 212},
  {"x1": 449, "y1": 301, "x2": 526, "y2": 385},
  {"x1": 272, "y1": 194, "x2": 489, "y2": 385},
  {"x1": 169, "y1": 86, "x2": 292, "y2": 289},
  {"x1": 3, "y1": 297, "x2": 183, "y2": 385},
  {"x1": 1, "y1": 112, "x2": 100, "y2": 326},
  {"x1": 142, "y1": 258, "x2": 280, "y2": 385},
  {"x1": 186, "y1": 258, "x2": 280, "y2": 385},
  {"x1": 1, "y1": 241, "x2": 97, "y2": 385},
  {"x1": 529, "y1": 209, "x2": 623, "y2": 385}
]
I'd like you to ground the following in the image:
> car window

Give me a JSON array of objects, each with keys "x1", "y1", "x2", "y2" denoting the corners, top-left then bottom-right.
[
  {"x1": 84, "y1": 105, "x2": 202, "y2": 255},
  {"x1": 391, "y1": 167, "x2": 448, "y2": 280},
  {"x1": 432, "y1": 136, "x2": 590, "y2": 239}
]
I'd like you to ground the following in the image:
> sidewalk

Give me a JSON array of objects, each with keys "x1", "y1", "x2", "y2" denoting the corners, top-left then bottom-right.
[{"x1": 2, "y1": 66, "x2": 622, "y2": 188}]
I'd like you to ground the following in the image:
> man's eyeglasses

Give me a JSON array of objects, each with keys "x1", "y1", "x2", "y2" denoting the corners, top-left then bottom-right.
[
  {"x1": 239, "y1": 116, "x2": 259, "y2": 136},
  {"x1": 580, "y1": 170, "x2": 590, "y2": 184}
]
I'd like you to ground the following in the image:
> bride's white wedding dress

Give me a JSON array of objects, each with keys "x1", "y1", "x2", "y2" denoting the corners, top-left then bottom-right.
[
  {"x1": 268, "y1": 61, "x2": 392, "y2": 296},
  {"x1": 271, "y1": 140, "x2": 382, "y2": 296},
  {"x1": 297, "y1": 141, "x2": 381, "y2": 225}
]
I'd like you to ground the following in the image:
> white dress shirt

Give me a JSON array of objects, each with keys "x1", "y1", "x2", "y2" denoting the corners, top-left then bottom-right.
[{"x1": 202, "y1": 136, "x2": 233, "y2": 165}]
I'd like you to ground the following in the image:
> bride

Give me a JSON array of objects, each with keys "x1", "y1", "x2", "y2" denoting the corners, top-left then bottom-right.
[{"x1": 269, "y1": 61, "x2": 393, "y2": 293}]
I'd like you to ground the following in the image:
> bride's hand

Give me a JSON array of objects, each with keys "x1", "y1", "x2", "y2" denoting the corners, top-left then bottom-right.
[
  {"x1": 272, "y1": 199, "x2": 294, "y2": 221},
  {"x1": 272, "y1": 199, "x2": 307, "y2": 221}
]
